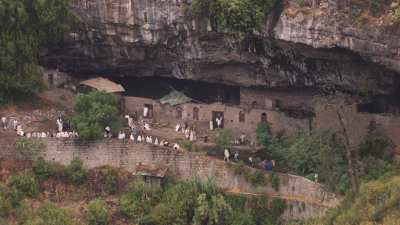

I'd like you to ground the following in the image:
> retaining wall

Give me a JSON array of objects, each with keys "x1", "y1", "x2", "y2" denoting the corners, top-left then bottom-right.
[{"x1": 38, "y1": 139, "x2": 338, "y2": 219}]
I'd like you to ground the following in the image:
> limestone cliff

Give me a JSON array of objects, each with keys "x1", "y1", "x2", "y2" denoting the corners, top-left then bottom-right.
[{"x1": 39, "y1": 0, "x2": 400, "y2": 95}]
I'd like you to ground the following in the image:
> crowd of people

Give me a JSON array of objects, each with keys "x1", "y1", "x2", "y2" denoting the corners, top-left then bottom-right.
[{"x1": 1, "y1": 116, "x2": 79, "y2": 139}]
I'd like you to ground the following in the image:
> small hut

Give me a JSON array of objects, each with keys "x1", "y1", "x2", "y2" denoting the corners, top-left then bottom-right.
[{"x1": 134, "y1": 163, "x2": 168, "y2": 188}]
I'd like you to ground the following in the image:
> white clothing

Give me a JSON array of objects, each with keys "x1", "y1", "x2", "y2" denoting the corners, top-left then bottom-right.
[
  {"x1": 224, "y1": 149, "x2": 230, "y2": 162},
  {"x1": 1, "y1": 117, "x2": 6, "y2": 129},
  {"x1": 128, "y1": 117, "x2": 134, "y2": 128},
  {"x1": 185, "y1": 129, "x2": 190, "y2": 139},
  {"x1": 26, "y1": 133, "x2": 31, "y2": 138},
  {"x1": 137, "y1": 135, "x2": 142, "y2": 142},
  {"x1": 173, "y1": 143, "x2": 180, "y2": 150},
  {"x1": 175, "y1": 124, "x2": 181, "y2": 132},
  {"x1": 143, "y1": 107, "x2": 149, "y2": 117},
  {"x1": 13, "y1": 120, "x2": 18, "y2": 130},
  {"x1": 130, "y1": 134, "x2": 135, "y2": 141},
  {"x1": 56, "y1": 119, "x2": 63, "y2": 132},
  {"x1": 144, "y1": 123, "x2": 151, "y2": 131},
  {"x1": 154, "y1": 138, "x2": 159, "y2": 145}
]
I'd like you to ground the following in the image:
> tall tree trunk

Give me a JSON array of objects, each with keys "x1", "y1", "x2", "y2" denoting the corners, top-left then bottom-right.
[{"x1": 336, "y1": 110, "x2": 360, "y2": 197}]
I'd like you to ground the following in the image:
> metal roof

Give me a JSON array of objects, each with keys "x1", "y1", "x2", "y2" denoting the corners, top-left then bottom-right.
[{"x1": 80, "y1": 77, "x2": 125, "y2": 93}]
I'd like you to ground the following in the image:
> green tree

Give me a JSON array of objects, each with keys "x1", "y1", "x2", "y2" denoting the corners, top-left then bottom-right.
[
  {"x1": 193, "y1": 193, "x2": 232, "y2": 225},
  {"x1": 71, "y1": 91, "x2": 122, "y2": 140},
  {"x1": 0, "y1": 0, "x2": 74, "y2": 102},
  {"x1": 216, "y1": 130, "x2": 233, "y2": 150},
  {"x1": 87, "y1": 199, "x2": 110, "y2": 225}
]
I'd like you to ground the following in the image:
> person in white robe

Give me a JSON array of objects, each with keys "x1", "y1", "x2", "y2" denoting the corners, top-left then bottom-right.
[
  {"x1": 118, "y1": 131, "x2": 124, "y2": 140},
  {"x1": 56, "y1": 118, "x2": 63, "y2": 132},
  {"x1": 144, "y1": 123, "x2": 151, "y2": 131},
  {"x1": 154, "y1": 138, "x2": 159, "y2": 145},
  {"x1": 1, "y1": 117, "x2": 7, "y2": 129},
  {"x1": 13, "y1": 119, "x2": 18, "y2": 130},
  {"x1": 209, "y1": 120, "x2": 213, "y2": 131},
  {"x1": 26, "y1": 132, "x2": 31, "y2": 138},
  {"x1": 184, "y1": 128, "x2": 190, "y2": 139},
  {"x1": 137, "y1": 135, "x2": 142, "y2": 143},
  {"x1": 149, "y1": 136, "x2": 153, "y2": 144},
  {"x1": 175, "y1": 123, "x2": 181, "y2": 132},
  {"x1": 130, "y1": 133, "x2": 135, "y2": 142},
  {"x1": 190, "y1": 130, "x2": 196, "y2": 141},
  {"x1": 105, "y1": 126, "x2": 111, "y2": 138},
  {"x1": 143, "y1": 106, "x2": 149, "y2": 117},
  {"x1": 224, "y1": 149, "x2": 230, "y2": 162},
  {"x1": 173, "y1": 143, "x2": 180, "y2": 150}
]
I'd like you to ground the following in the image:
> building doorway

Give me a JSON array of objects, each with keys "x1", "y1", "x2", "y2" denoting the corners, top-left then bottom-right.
[
  {"x1": 212, "y1": 111, "x2": 224, "y2": 128},
  {"x1": 144, "y1": 104, "x2": 154, "y2": 118},
  {"x1": 176, "y1": 107, "x2": 183, "y2": 119},
  {"x1": 261, "y1": 112, "x2": 267, "y2": 123},
  {"x1": 239, "y1": 111, "x2": 245, "y2": 123},
  {"x1": 251, "y1": 101, "x2": 258, "y2": 109},
  {"x1": 193, "y1": 107, "x2": 199, "y2": 120}
]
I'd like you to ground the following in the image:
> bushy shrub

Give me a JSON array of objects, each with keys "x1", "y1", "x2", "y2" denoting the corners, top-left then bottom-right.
[
  {"x1": 32, "y1": 157, "x2": 52, "y2": 180},
  {"x1": 0, "y1": 183, "x2": 12, "y2": 217},
  {"x1": 99, "y1": 166, "x2": 118, "y2": 194},
  {"x1": 71, "y1": 91, "x2": 122, "y2": 140},
  {"x1": 216, "y1": 130, "x2": 233, "y2": 150},
  {"x1": 246, "y1": 171, "x2": 267, "y2": 186},
  {"x1": 65, "y1": 158, "x2": 88, "y2": 185},
  {"x1": 87, "y1": 199, "x2": 110, "y2": 225},
  {"x1": 10, "y1": 172, "x2": 38, "y2": 198},
  {"x1": 270, "y1": 173, "x2": 280, "y2": 191},
  {"x1": 21, "y1": 202, "x2": 78, "y2": 225},
  {"x1": 191, "y1": 0, "x2": 277, "y2": 34}
]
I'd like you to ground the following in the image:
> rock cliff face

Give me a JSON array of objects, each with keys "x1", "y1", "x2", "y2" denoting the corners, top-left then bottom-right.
[{"x1": 40, "y1": 0, "x2": 400, "y2": 94}]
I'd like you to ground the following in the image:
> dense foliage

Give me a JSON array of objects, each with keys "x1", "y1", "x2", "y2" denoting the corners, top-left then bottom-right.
[
  {"x1": 256, "y1": 122, "x2": 394, "y2": 195},
  {"x1": 87, "y1": 199, "x2": 111, "y2": 225},
  {"x1": 71, "y1": 91, "x2": 122, "y2": 140},
  {"x1": 20, "y1": 202, "x2": 79, "y2": 225},
  {"x1": 0, "y1": 0, "x2": 74, "y2": 103},
  {"x1": 190, "y1": 0, "x2": 277, "y2": 35},
  {"x1": 65, "y1": 158, "x2": 88, "y2": 185}
]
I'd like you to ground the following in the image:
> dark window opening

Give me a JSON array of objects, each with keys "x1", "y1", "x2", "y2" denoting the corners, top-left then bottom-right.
[
  {"x1": 239, "y1": 111, "x2": 245, "y2": 122},
  {"x1": 193, "y1": 107, "x2": 199, "y2": 120},
  {"x1": 251, "y1": 101, "x2": 258, "y2": 109},
  {"x1": 261, "y1": 112, "x2": 267, "y2": 123},
  {"x1": 48, "y1": 74, "x2": 54, "y2": 86},
  {"x1": 144, "y1": 12, "x2": 148, "y2": 23}
]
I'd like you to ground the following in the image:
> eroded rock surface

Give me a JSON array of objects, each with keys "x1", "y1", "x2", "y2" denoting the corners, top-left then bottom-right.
[{"x1": 39, "y1": 0, "x2": 400, "y2": 94}]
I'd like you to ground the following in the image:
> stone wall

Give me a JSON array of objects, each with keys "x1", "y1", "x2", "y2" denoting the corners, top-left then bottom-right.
[{"x1": 40, "y1": 139, "x2": 338, "y2": 220}]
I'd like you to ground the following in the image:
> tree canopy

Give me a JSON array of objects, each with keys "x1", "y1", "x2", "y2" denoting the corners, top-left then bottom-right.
[{"x1": 0, "y1": 0, "x2": 74, "y2": 103}]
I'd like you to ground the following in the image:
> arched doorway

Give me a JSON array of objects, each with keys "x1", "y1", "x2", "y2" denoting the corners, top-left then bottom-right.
[
  {"x1": 239, "y1": 111, "x2": 245, "y2": 123},
  {"x1": 193, "y1": 107, "x2": 199, "y2": 120},
  {"x1": 261, "y1": 112, "x2": 267, "y2": 123}
]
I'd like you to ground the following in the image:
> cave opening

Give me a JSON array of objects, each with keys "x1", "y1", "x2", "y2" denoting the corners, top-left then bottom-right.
[
  {"x1": 357, "y1": 95, "x2": 400, "y2": 115},
  {"x1": 109, "y1": 76, "x2": 241, "y2": 105}
]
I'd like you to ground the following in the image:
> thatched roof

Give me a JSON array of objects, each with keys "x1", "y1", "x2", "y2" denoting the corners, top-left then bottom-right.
[
  {"x1": 134, "y1": 163, "x2": 168, "y2": 178},
  {"x1": 80, "y1": 77, "x2": 125, "y2": 93}
]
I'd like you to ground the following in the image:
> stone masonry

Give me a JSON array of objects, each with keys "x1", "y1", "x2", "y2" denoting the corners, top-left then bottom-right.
[{"x1": 39, "y1": 139, "x2": 339, "y2": 220}]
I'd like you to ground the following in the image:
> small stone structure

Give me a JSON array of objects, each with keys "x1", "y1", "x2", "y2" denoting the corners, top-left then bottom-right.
[{"x1": 38, "y1": 139, "x2": 338, "y2": 220}]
